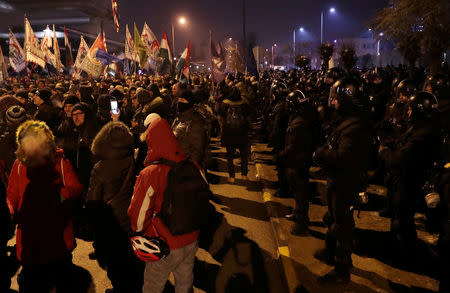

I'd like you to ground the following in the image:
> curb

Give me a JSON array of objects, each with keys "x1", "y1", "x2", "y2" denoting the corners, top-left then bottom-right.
[{"x1": 256, "y1": 162, "x2": 301, "y2": 293}]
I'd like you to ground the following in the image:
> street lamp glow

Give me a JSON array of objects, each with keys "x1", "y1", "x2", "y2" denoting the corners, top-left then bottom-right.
[
  {"x1": 379, "y1": 32, "x2": 384, "y2": 36},
  {"x1": 178, "y1": 17, "x2": 186, "y2": 25},
  {"x1": 329, "y1": 7, "x2": 336, "y2": 14},
  {"x1": 273, "y1": 44, "x2": 277, "y2": 47},
  {"x1": 368, "y1": 28, "x2": 372, "y2": 31},
  {"x1": 299, "y1": 27, "x2": 304, "y2": 32}
]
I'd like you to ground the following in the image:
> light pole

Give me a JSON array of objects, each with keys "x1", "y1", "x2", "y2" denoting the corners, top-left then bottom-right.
[
  {"x1": 377, "y1": 32, "x2": 384, "y2": 66},
  {"x1": 172, "y1": 17, "x2": 186, "y2": 57},
  {"x1": 321, "y1": 7, "x2": 336, "y2": 44},
  {"x1": 293, "y1": 27, "x2": 305, "y2": 68},
  {"x1": 272, "y1": 44, "x2": 277, "y2": 68}
]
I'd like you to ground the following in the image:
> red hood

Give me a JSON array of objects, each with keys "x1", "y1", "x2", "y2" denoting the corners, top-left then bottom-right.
[{"x1": 144, "y1": 118, "x2": 186, "y2": 166}]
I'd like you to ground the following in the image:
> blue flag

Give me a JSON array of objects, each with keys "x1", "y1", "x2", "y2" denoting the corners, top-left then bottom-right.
[
  {"x1": 246, "y1": 45, "x2": 258, "y2": 77},
  {"x1": 95, "y1": 49, "x2": 123, "y2": 66}
]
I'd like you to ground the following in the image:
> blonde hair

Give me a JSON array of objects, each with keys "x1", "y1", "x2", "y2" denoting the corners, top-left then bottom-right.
[{"x1": 16, "y1": 120, "x2": 57, "y2": 166}]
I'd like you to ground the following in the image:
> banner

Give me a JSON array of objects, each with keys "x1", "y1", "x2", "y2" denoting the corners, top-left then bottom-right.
[
  {"x1": 176, "y1": 41, "x2": 191, "y2": 83},
  {"x1": 125, "y1": 24, "x2": 137, "y2": 62},
  {"x1": 24, "y1": 17, "x2": 46, "y2": 68},
  {"x1": 134, "y1": 23, "x2": 148, "y2": 68},
  {"x1": 64, "y1": 26, "x2": 74, "y2": 67},
  {"x1": 9, "y1": 29, "x2": 27, "y2": 72},
  {"x1": 112, "y1": 0, "x2": 120, "y2": 32},
  {"x1": 210, "y1": 37, "x2": 226, "y2": 83},
  {"x1": 51, "y1": 24, "x2": 64, "y2": 71},
  {"x1": 0, "y1": 46, "x2": 8, "y2": 82}
]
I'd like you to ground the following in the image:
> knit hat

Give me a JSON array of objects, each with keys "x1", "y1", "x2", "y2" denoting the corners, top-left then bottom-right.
[
  {"x1": 15, "y1": 89, "x2": 29, "y2": 100},
  {"x1": 144, "y1": 113, "x2": 161, "y2": 128},
  {"x1": 63, "y1": 95, "x2": 79, "y2": 106},
  {"x1": 36, "y1": 88, "x2": 52, "y2": 104},
  {"x1": 109, "y1": 88, "x2": 124, "y2": 101},
  {"x1": 6, "y1": 105, "x2": 27, "y2": 125},
  {"x1": 136, "y1": 88, "x2": 152, "y2": 105}
]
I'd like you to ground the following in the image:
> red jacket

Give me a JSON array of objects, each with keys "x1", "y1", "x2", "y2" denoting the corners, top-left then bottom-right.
[
  {"x1": 128, "y1": 117, "x2": 199, "y2": 250},
  {"x1": 7, "y1": 149, "x2": 83, "y2": 265}
]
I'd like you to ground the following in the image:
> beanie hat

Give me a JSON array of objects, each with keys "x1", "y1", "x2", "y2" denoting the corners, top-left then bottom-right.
[
  {"x1": 36, "y1": 88, "x2": 52, "y2": 104},
  {"x1": 63, "y1": 95, "x2": 79, "y2": 106},
  {"x1": 144, "y1": 113, "x2": 161, "y2": 128},
  {"x1": 6, "y1": 105, "x2": 27, "y2": 125},
  {"x1": 109, "y1": 88, "x2": 124, "y2": 101},
  {"x1": 136, "y1": 88, "x2": 152, "y2": 105},
  {"x1": 15, "y1": 89, "x2": 29, "y2": 100},
  {"x1": 72, "y1": 102, "x2": 89, "y2": 115}
]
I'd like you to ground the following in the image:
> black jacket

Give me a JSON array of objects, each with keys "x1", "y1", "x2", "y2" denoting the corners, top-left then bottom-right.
[
  {"x1": 219, "y1": 98, "x2": 251, "y2": 147},
  {"x1": 87, "y1": 122, "x2": 136, "y2": 233}
]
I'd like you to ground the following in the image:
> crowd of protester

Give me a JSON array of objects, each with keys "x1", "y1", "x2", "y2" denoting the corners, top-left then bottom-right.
[{"x1": 0, "y1": 63, "x2": 449, "y2": 292}]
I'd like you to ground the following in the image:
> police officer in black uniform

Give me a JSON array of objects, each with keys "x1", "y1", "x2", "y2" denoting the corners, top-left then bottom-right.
[
  {"x1": 313, "y1": 77, "x2": 373, "y2": 284},
  {"x1": 278, "y1": 90, "x2": 320, "y2": 235}
]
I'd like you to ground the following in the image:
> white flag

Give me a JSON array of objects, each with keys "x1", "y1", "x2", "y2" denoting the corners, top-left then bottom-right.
[
  {"x1": 72, "y1": 35, "x2": 90, "y2": 79},
  {"x1": 24, "y1": 17, "x2": 46, "y2": 68},
  {"x1": 0, "y1": 46, "x2": 8, "y2": 82},
  {"x1": 142, "y1": 22, "x2": 160, "y2": 58},
  {"x1": 125, "y1": 24, "x2": 137, "y2": 61},
  {"x1": 9, "y1": 29, "x2": 26, "y2": 72},
  {"x1": 51, "y1": 24, "x2": 64, "y2": 71}
]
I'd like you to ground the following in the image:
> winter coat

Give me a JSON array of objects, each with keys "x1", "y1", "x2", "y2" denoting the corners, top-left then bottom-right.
[
  {"x1": 6, "y1": 149, "x2": 83, "y2": 265},
  {"x1": 128, "y1": 117, "x2": 199, "y2": 250},
  {"x1": 0, "y1": 125, "x2": 18, "y2": 182},
  {"x1": 87, "y1": 122, "x2": 135, "y2": 233},
  {"x1": 269, "y1": 101, "x2": 289, "y2": 152},
  {"x1": 219, "y1": 99, "x2": 251, "y2": 147},
  {"x1": 172, "y1": 108, "x2": 208, "y2": 166}
]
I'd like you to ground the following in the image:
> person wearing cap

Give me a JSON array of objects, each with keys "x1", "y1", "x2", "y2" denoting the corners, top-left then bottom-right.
[
  {"x1": 33, "y1": 88, "x2": 62, "y2": 132},
  {"x1": 14, "y1": 89, "x2": 36, "y2": 116}
]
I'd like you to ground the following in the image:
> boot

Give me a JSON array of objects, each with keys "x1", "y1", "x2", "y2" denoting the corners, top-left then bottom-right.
[
  {"x1": 314, "y1": 248, "x2": 335, "y2": 266},
  {"x1": 291, "y1": 223, "x2": 309, "y2": 236}
]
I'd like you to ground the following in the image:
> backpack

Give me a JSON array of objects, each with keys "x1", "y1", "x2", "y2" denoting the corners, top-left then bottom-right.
[
  {"x1": 225, "y1": 104, "x2": 247, "y2": 130},
  {"x1": 153, "y1": 159, "x2": 211, "y2": 236}
]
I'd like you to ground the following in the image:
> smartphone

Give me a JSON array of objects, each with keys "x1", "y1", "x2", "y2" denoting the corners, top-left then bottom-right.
[{"x1": 110, "y1": 100, "x2": 119, "y2": 115}]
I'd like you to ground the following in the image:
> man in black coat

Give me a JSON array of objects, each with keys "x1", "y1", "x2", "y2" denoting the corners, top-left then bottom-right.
[
  {"x1": 278, "y1": 90, "x2": 319, "y2": 235},
  {"x1": 314, "y1": 77, "x2": 372, "y2": 284}
]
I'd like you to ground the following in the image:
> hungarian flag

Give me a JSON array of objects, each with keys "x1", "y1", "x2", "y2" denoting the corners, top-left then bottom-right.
[
  {"x1": 72, "y1": 35, "x2": 90, "y2": 79},
  {"x1": 176, "y1": 41, "x2": 191, "y2": 83},
  {"x1": 125, "y1": 24, "x2": 137, "y2": 61},
  {"x1": 159, "y1": 31, "x2": 173, "y2": 75},
  {"x1": 51, "y1": 24, "x2": 64, "y2": 71},
  {"x1": 64, "y1": 26, "x2": 74, "y2": 67},
  {"x1": 9, "y1": 29, "x2": 26, "y2": 72},
  {"x1": 210, "y1": 37, "x2": 226, "y2": 83},
  {"x1": 24, "y1": 17, "x2": 46, "y2": 68},
  {"x1": 102, "y1": 30, "x2": 108, "y2": 52},
  {"x1": 0, "y1": 46, "x2": 8, "y2": 82},
  {"x1": 134, "y1": 23, "x2": 148, "y2": 68},
  {"x1": 111, "y1": 0, "x2": 119, "y2": 32}
]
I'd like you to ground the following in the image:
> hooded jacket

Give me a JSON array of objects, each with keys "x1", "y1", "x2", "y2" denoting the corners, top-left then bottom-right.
[
  {"x1": 128, "y1": 118, "x2": 199, "y2": 250},
  {"x1": 87, "y1": 122, "x2": 135, "y2": 233},
  {"x1": 7, "y1": 149, "x2": 83, "y2": 265}
]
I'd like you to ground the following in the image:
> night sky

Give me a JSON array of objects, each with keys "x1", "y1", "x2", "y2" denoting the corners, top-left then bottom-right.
[{"x1": 0, "y1": 0, "x2": 389, "y2": 55}]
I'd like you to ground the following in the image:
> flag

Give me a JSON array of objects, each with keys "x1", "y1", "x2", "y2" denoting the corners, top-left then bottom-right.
[
  {"x1": 210, "y1": 37, "x2": 226, "y2": 83},
  {"x1": 125, "y1": 24, "x2": 137, "y2": 61},
  {"x1": 72, "y1": 35, "x2": 90, "y2": 79},
  {"x1": 142, "y1": 22, "x2": 159, "y2": 57},
  {"x1": 159, "y1": 31, "x2": 173, "y2": 75},
  {"x1": 111, "y1": 0, "x2": 119, "y2": 32},
  {"x1": 176, "y1": 41, "x2": 191, "y2": 83},
  {"x1": 80, "y1": 34, "x2": 106, "y2": 78},
  {"x1": 106, "y1": 62, "x2": 123, "y2": 79},
  {"x1": 51, "y1": 24, "x2": 64, "y2": 71},
  {"x1": 95, "y1": 49, "x2": 123, "y2": 66},
  {"x1": 102, "y1": 30, "x2": 108, "y2": 52},
  {"x1": 24, "y1": 17, "x2": 46, "y2": 68},
  {"x1": 246, "y1": 44, "x2": 258, "y2": 77},
  {"x1": 0, "y1": 46, "x2": 8, "y2": 82},
  {"x1": 9, "y1": 29, "x2": 26, "y2": 72},
  {"x1": 64, "y1": 26, "x2": 74, "y2": 67},
  {"x1": 134, "y1": 23, "x2": 148, "y2": 68},
  {"x1": 41, "y1": 25, "x2": 52, "y2": 50}
]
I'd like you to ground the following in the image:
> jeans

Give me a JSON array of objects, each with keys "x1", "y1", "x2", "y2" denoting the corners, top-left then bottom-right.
[{"x1": 143, "y1": 241, "x2": 198, "y2": 293}]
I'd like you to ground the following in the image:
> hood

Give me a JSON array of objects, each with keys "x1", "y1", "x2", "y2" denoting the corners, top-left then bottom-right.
[
  {"x1": 143, "y1": 97, "x2": 164, "y2": 114},
  {"x1": 143, "y1": 117, "x2": 186, "y2": 166},
  {"x1": 91, "y1": 122, "x2": 134, "y2": 160}
]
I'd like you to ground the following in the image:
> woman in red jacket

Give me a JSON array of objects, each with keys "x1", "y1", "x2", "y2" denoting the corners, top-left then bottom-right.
[{"x1": 7, "y1": 120, "x2": 83, "y2": 292}]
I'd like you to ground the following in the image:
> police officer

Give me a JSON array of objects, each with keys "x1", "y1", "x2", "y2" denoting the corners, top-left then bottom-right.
[
  {"x1": 380, "y1": 91, "x2": 441, "y2": 257},
  {"x1": 268, "y1": 82, "x2": 290, "y2": 197},
  {"x1": 313, "y1": 77, "x2": 372, "y2": 284},
  {"x1": 278, "y1": 90, "x2": 320, "y2": 235}
]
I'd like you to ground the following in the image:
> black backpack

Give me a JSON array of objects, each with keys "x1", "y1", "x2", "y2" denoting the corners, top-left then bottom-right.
[
  {"x1": 225, "y1": 104, "x2": 247, "y2": 130},
  {"x1": 153, "y1": 159, "x2": 211, "y2": 236}
]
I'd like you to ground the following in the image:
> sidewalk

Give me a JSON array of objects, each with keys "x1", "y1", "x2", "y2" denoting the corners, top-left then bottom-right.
[{"x1": 252, "y1": 143, "x2": 440, "y2": 293}]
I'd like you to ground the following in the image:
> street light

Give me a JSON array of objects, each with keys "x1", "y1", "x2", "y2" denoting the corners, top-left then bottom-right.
[
  {"x1": 272, "y1": 44, "x2": 277, "y2": 68},
  {"x1": 321, "y1": 7, "x2": 337, "y2": 44},
  {"x1": 172, "y1": 16, "x2": 187, "y2": 57},
  {"x1": 293, "y1": 27, "x2": 306, "y2": 67}
]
